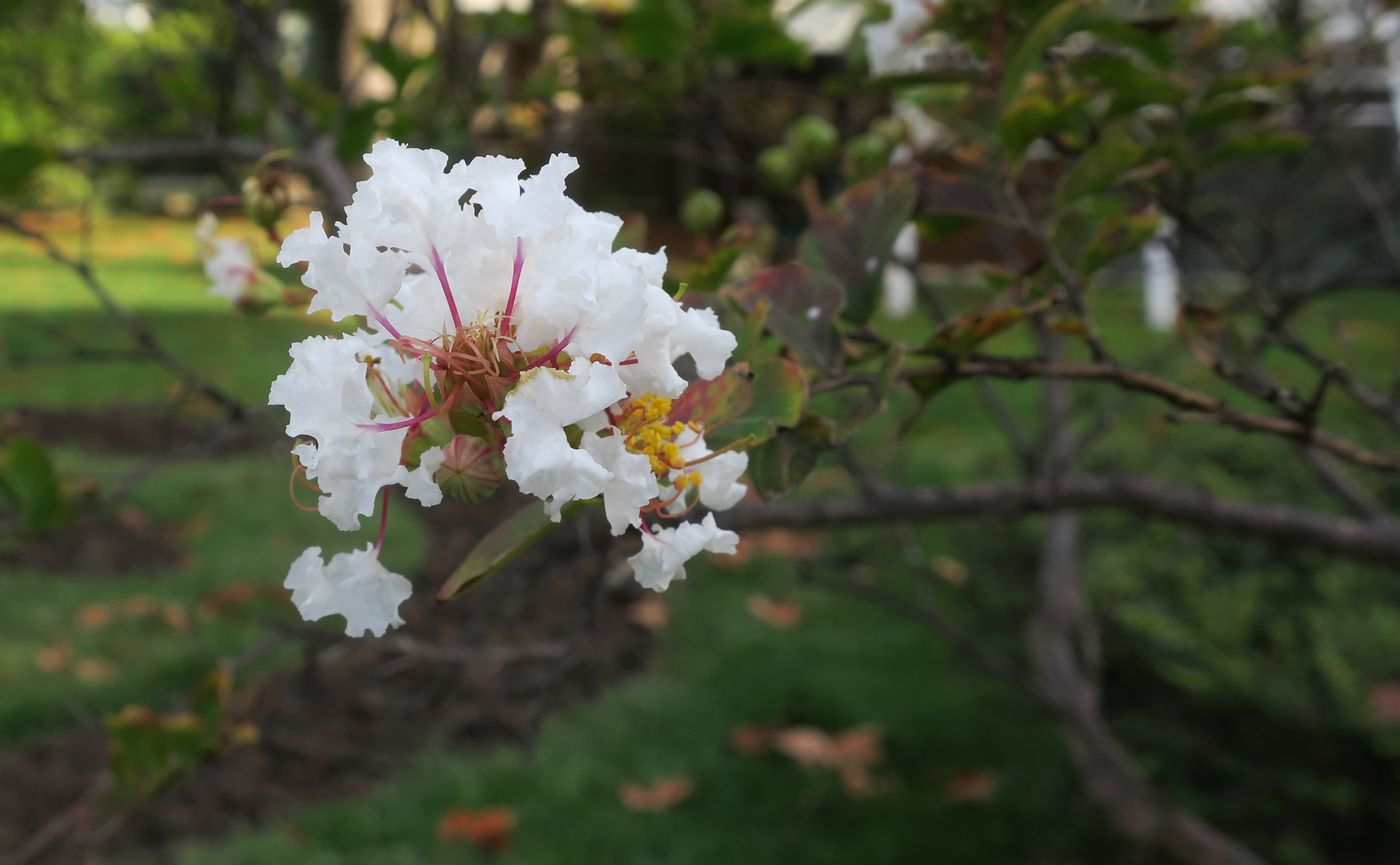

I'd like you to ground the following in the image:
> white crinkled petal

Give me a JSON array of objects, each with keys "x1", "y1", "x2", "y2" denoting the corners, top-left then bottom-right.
[
  {"x1": 277, "y1": 212, "x2": 407, "y2": 321},
  {"x1": 284, "y1": 545, "x2": 412, "y2": 637},
  {"x1": 497, "y1": 359, "x2": 628, "y2": 518},
  {"x1": 627, "y1": 513, "x2": 739, "y2": 592},
  {"x1": 403, "y1": 446, "x2": 446, "y2": 507},
  {"x1": 582, "y1": 434, "x2": 659, "y2": 535},
  {"x1": 269, "y1": 332, "x2": 416, "y2": 530},
  {"x1": 668, "y1": 436, "x2": 748, "y2": 515}
]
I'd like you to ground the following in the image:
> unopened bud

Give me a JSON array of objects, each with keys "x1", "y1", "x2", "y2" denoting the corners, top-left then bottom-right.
[
  {"x1": 242, "y1": 170, "x2": 291, "y2": 230},
  {"x1": 680, "y1": 189, "x2": 724, "y2": 235}
]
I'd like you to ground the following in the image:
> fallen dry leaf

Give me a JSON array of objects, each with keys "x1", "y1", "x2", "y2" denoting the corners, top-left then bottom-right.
[
  {"x1": 744, "y1": 723, "x2": 891, "y2": 798},
  {"x1": 625, "y1": 597, "x2": 669, "y2": 631},
  {"x1": 728, "y1": 724, "x2": 779, "y2": 754},
  {"x1": 619, "y1": 776, "x2": 694, "y2": 812},
  {"x1": 162, "y1": 603, "x2": 191, "y2": 634},
  {"x1": 122, "y1": 595, "x2": 159, "y2": 617},
  {"x1": 437, "y1": 806, "x2": 517, "y2": 852},
  {"x1": 76, "y1": 603, "x2": 115, "y2": 630},
  {"x1": 116, "y1": 505, "x2": 151, "y2": 531},
  {"x1": 34, "y1": 641, "x2": 73, "y2": 673},
  {"x1": 746, "y1": 594, "x2": 802, "y2": 629},
  {"x1": 945, "y1": 770, "x2": 999, "y2": 803},
  {"x1": 75, "y1": 657, "x2": 118, "y2": 684},
  {"x1": 1370, "y1": 682, "x2": 1400, "y2": 723},
  {"x1": 931, "y1": 555, "x2": 968, "y2": 585}
]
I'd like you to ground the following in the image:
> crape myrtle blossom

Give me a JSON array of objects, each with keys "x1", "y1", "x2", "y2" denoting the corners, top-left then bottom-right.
[
  {"x1": 195, "y1": 213, "x2": 260, "y2": 302},
  {"x1": 269, "y1": 140, "x2": 747, "y2": 637}
]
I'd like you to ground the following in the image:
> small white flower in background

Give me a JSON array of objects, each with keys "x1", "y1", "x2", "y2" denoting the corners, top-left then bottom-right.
[
  {"x1": 194, "y1": 213, "x2": 259, "y2": 302},
  {"x1": 863, "y1": 0, "x2": 939, "y2": 77},
  {"x1": 284, "y1": 545, "x2": 413, "y2": 638},
  {"x1": 270, "y1": 140, "x2": 747, "y2": 637}
]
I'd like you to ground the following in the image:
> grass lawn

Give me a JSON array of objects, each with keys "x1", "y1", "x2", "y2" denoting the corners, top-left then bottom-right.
[{"x1": 3, "y1": 212, "x2": 1399, "y2": 863}]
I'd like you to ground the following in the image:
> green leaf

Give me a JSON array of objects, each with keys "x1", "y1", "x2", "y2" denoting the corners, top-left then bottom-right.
[
  {"x1": 925, "y1": 307, "x2": 1028, "y2": 357},
  {"x1": 437, "y1": 500, "x2": 592, "y2": 601},
  {"x1": 727, "y1": 264, "x2": 846, "y2": 371},
  {"x1": 1078, "y1": 208, "x2": 1159, "y2": 275},
  {"x1": 0, "y1": 436, "x2": 64, "y2": 533},
  {"x1": 746, "y1": 415, "x2": 834, "y2": 499},
  {"x1": 1201, "y1": 129, "x2": 1309, "y2": 169},
  {"x1": 0, "y1": 143, "x2": 52, "y2": 198},
  {"x1": 708, "y1": 357, "x2": 808, "y2": 448},
  {"x1": 1001, "y1": 0, "x2": 1097, "y2": 106},
  {"x1": 669, "y1": 363, "x2": 756, "y2": 431},
  {"x1": 796, "y1": 169, "x2": 917, "y2": 325},
  {"x1": 1056, "y1": 136, "x2": 1148, "y2": 205}
]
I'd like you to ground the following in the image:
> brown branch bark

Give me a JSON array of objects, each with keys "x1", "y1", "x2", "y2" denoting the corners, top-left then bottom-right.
[
  {"x1": 818, "y1": 356, "x2": 1400, "y2": 473},
  {"x1": 720, "y1": 475, "x2": 1400, "y2": 565}
]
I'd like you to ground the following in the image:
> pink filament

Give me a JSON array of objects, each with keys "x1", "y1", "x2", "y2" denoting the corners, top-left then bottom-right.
[
  {"x1": 522, "y1": 326, "x2": 578, "y2": 372},
  {"x1": 501, "y1": 237, "x2": 525, "y2": 330},
  {"x1": 374, "y1": 487, "x2": 391, "y2": 553},
  {"x1": 369, "y1": 306, "x2": 405, "y2": 342},
  {"x1": 430, "y1": 245, "x2": 463, "y2": 331},
  {"x1": 358, "y1": 404, "x2": 443, "y2": 432}
]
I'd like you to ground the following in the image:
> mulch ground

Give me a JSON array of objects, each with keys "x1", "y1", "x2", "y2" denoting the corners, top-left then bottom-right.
[
  {"x1": 0, "y1": 496, "x2": 651, "y2": 864},
  {"x1": 1, "y1": 405, "x2": 279, "y2": 456}
]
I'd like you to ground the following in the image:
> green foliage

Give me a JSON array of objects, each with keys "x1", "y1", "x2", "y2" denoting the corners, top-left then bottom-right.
[{"x1": 0, "y1": 436, "x2": 72, "y2": 535}]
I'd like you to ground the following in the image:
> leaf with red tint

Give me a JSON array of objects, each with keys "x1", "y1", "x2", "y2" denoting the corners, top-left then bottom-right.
[
  {"x1": 619, "y1": 777, "x2": 695, "y2": 812},
  {"x1": 437, "y1": 806, "x2": 517, "y2": 851},
  {"x1": 727, "y1": 264, "x2": 846, "y2": 371},
  {"x1": 668, "y1": 363, "x2": 755, "y2": 430}
]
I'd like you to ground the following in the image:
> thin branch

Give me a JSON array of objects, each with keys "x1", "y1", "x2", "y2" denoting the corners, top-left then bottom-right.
[
  {"x1": 819, "y1": 356, "x2": 1400, "y2": 473},
  {"x1": 0, "y1": 211, "x2": 248, "y2": 422},
  {"x1": 721, "y1": 475, "x2": 1400, "y2": 566}
]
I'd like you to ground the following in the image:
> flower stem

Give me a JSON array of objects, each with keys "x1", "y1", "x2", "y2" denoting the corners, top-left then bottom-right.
[{"x1": 374, "y1": 487, "x2": 391, "y2": 553}]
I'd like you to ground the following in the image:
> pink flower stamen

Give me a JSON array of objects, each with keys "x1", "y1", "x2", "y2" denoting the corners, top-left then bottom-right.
[
  {"x1": 374, "y1": 487, "x2": 391, "y2": 553},
  {"x1": 369, "y1": 305, "x2": 406, "y2": 342},
  {"x1": 430, "y1": 245, "x2": 463, "y2": 332},
  {"x1": 358, "y1": 404, "x2": 443, "y2": 432},
  {"x1": 501, "y1": 237, "x2": 525, "y2": 331},
  {"x1": 522, "y1": 326, "x2": 578, "y2": 372}
]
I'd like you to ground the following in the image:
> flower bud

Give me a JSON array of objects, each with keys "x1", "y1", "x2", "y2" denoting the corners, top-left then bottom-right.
[
  {"x1": 758, "y1": 145, "x2": 799, "y2": 190},
  {"x1": 843, "y1": 132, "x2": 895, "y2": 182},
  {"x1": 785, "y1": 114, "x2": 839, "y2": 170},
  {"x1": 435, "y1": 434, "x2": 506, "y2": 504},
  {"x1": 242, "y1": 170, "x2": 291, "y2": 230},
  {"x1": 680, "y1": 189, "x2": 724, "y2": 235}
]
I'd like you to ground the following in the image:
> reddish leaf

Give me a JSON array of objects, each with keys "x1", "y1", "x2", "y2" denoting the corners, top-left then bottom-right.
[
  {"x1": 437, "y1": 806, "x2": 517, "y2": 851},
  {"x1": 1370, "y1": 682, "x2": 1400, "y2": 723},
  {"x1": 727, "y1": 265, "x2": 845, "y2": 371},
  {"x1": 668, "y1": 363, "x2": 755, "y2": 430}
]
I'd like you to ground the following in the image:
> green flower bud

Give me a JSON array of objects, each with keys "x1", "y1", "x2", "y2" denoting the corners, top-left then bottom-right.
[
  {"x1": 785, "y1": 114, "x2": 840, "y2": 169},
  {"x1": 242, "y1": 170, "x2": 291, "y2": 230},
  {"x1": 758, "y1": 145, "x2": 800, "y2": 190},
  {"x1": 843, "y1": 132, "x2": 895, "y2": 182},
  {"x1": 680, "y1": 189, "x2": 725, "y2": 235}
]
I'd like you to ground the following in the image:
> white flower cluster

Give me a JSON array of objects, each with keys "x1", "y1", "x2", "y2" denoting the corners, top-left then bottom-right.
[
  {"x1": 194, "y1": 213, "x2": 260, "y2": 302},
  {"x1": 862, "y1": 0, "x2": 938, "y2": 77},
  {"x1": 270, "y1": 140, "x2": 747, "y2": 636}
]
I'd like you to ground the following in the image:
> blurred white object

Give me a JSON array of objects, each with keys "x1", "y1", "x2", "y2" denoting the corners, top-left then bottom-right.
[
  {"x1": 774, "y1": 0, "x2": 864, "y2": 54},
  {"x1": 1142, "y1": 220, "x2": 1179, "y2": 333},
  {"x1": 863, "y1": 0, "x2": 939, "y2": 76},
  {"x1": 881, "y1": 222, "x2": 920, "y2": 319}
]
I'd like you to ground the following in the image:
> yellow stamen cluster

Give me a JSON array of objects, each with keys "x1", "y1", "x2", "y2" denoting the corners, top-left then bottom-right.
[{"x1": 617, "y1": 394, "x2": 699, "y2": 478}]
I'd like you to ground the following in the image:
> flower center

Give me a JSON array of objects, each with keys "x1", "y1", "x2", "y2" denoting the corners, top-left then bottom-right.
[{"x1": 614, "y1": 394, "x2": 704, "y2": 488}]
